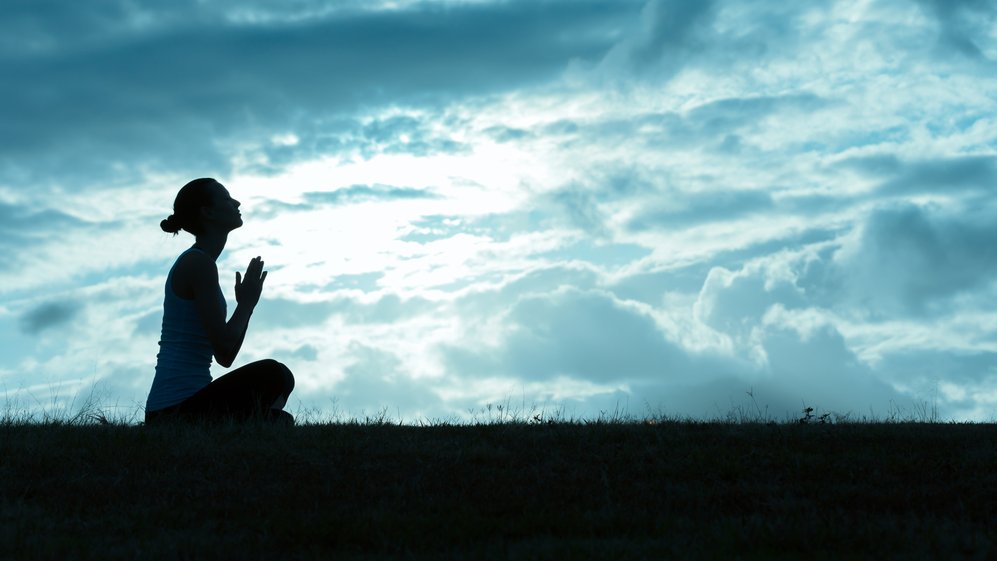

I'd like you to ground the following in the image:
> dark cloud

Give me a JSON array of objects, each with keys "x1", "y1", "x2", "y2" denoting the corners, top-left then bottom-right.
[
  {"x1": 303, "y1": 185, "x2": 437, "y2": 206},
  {"x1": 482, "y1": 125, "x2": 531, "y2": 143},
  {"x1": 19, "y1": 301, "x2": 82, "y2": 334},
  {"x1": 874, "y1": 156, "x2": 997, "y2": 197},
  {"x1": 0, "y1": 0, "x2": 642, "y2": 188},
  {"x1": 916, "y1": 0, "x2": 997, "y2": 60},
  {"x1": 597, "y1": 1, "x2": 828, "y2": 83},
  {"x1": 290, "y1": 344, "x2": 319, "y2": 362},
  {"x1": 601, "y1": 0, "x2": 716, "y2": 76},
  {"x1": 836, "y1": 154, "x2": 903, "y2": 176},
  {"x1": 833, "y1": 203, "x2": 997, "y2": 316},
  {"x1": 0, "y1": 202, "x2": 86, "y2": 263},
  {"x1": 690, "y1": 199, "x2": 997, "y2": 323}
]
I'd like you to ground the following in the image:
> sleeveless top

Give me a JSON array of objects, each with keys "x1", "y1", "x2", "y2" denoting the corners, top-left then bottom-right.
[{"x1": 146, "y1": 248, "x2": 226, "y2": 412}]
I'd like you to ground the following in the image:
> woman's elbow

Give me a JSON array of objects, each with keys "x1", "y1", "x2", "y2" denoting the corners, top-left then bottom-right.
[{"x1": 214, "y1": 350, "x2": 235, "y2": 368}]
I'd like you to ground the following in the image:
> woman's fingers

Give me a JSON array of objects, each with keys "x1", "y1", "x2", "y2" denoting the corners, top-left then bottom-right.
[
  {"x1": 245, "y1": 257, "x2": 265, "y2": 279},
  {"x1": 238, "y1": 257, "x2": 268, "y2": 290}
]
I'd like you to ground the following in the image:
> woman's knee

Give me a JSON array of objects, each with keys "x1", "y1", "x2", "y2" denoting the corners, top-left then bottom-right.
[
  {"x1": 248, "y1": 358, "x2": 295, "y2": 395},
  {"x1": 278, "y1": 361, "x2": 294, "y2": 395},
  {"x1": 264, "y1": 359, "x2": 294, "y2": 395}
]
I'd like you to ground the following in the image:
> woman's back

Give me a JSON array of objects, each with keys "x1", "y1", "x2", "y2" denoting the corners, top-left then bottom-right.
[{"x1": 146, "y1": 248, "x2": 222, "y2": 411}]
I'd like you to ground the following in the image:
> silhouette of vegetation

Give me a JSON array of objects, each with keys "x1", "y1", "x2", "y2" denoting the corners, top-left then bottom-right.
[{"x1": 1, "y1": 394, "x2": 993, "y2": 560}]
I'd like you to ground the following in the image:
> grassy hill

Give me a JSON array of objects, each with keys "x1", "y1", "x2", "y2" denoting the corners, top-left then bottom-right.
[{"x1": 1, "y1": 414, "x2": 994, "y2": 560}]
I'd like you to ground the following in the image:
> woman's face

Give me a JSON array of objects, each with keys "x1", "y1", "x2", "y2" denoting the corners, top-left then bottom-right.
[{"x1": 205, "y1": 181, "x2": 243, "y2": 232}]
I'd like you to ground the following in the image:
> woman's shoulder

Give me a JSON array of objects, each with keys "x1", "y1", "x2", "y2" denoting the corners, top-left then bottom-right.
[{"x1": 175, "y1": 248, "x2": 217, "y2": 271}]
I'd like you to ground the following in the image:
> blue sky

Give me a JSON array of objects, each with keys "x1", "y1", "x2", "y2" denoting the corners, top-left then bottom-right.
[{"x1": 2, "y1": 0, "x2": 996, "y2": 422}]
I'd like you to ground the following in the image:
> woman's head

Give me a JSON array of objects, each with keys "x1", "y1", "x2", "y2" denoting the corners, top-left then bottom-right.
[{"x1": 161, "y1": 178, "x2": 242, "y2": 236}]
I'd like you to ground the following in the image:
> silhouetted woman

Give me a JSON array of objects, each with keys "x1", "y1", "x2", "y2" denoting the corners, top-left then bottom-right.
[{"x1": 145, "y1": 178, "x2": 295, "y2": 424}]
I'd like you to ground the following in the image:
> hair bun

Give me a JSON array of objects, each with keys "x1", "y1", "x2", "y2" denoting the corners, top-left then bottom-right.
[{"x1": 161, "y1": 215, "x2": 181, "y2": 234}]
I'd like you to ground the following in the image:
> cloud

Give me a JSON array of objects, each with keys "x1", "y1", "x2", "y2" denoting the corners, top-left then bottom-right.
[
  {"x1": 438, "y1": 260, "x2": 908, "y2": 419},
  {"x1": 832, "y1": 203, "x2": 997, "y2": 317},
  {"x1": 0, "y1": 0, "x2": 643, "y2": 189},
  {"x1": 132, "y1": 310, "x2": 161, "y2": 336},
  {"x1": 696, "y1": 260, "x2": 806, "y2": 338},
  {"x1": 0, "y1": 202, "x2": 86, "y2": 266},
  {"x1": 289, "y1": 344, "x2": 319, "y2": 362},
  {"x1": 682, "y1": 93, "x2": 829, "y2": 140},
  {"x1": 499, "y1": 288, "x2": 691, "y2": 383},
  {"x1": 19, "y1": 301, "x2": 82, "y2": 334},
  {"x1": 256, "y1": 293, "x2": 436, "y2": 328},
  {"x1": 334, "y1": 342, "x2": 444, "y2": 415},
  {"x1": 253, "y1": 184, "x2": 438, "y2": 218},
  {"x1": 627, "y1": 189, "x2": 775, "y2": 231},
  {"x1": 618, "y1": 333, "x2": 901, "y2": 421},
  {"x1": 254, "y1": 298, "x2": 339, "y2": 329},
  {"x1": 915, "y1": 0, "x2": 997, "y2": 60},
  {"x1": 689, "y1": 199, "x2": 997, "y2": 323},
  {"x1": 756, "y1": 309, "x2": 897, "y2": 411},
  {"x1": 873, "y1": 156, "x2": 997, "y2": 197},
  {"x1": 304, "y1": 185, "x2": 437, "y2": 206},
  {"x1": 875, "y1": 347, "x2": 997, "y2": 389},
  {"x1": 451, "y1": 264, "x2": 602, "y2": 318},
  {"x1": 601, "y1": 0, "x2": 716, "y2": 76},
  {"x1": 250, "y1": 111, "x2": 473, "y2": 174}
]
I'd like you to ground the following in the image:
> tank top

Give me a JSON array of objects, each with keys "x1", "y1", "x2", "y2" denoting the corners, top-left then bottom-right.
[{"x1": 146, "y1": 248, "x2": 226, "y2": 412}]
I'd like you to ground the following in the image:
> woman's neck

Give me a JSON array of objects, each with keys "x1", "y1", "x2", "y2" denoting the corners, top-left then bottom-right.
[{"x1": 192, "y1": 231, "x2": 228, "y2": 261}]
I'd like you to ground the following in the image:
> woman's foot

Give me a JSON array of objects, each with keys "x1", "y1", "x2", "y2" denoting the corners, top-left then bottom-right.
[{"x1": 267, "y1": 409, "x2": 295, "y2": 425}]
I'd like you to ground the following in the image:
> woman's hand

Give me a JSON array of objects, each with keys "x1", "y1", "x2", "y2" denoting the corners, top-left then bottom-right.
[{"x1": 235, "y1": 256, "x2": 267, "y2": 308}]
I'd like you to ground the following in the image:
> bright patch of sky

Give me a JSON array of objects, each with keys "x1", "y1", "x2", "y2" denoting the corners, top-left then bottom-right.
[{"x1": 2, "y1": 0, "x2": 996, "y2": 422}]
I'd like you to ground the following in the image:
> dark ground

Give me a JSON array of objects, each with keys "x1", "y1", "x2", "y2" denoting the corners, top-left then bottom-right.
[{"x1": 1, "y1": 420, "x2": 994, "y2": 560}]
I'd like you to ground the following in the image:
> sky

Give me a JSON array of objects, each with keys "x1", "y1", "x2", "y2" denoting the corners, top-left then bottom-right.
[{"x1": 2, "y1": 0, "x2": 996, "y2": 423}]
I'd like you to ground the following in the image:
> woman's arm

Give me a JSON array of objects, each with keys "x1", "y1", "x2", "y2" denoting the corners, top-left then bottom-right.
[{"x1": 184, "y1": 252, "x2": 267, "y2": 368}]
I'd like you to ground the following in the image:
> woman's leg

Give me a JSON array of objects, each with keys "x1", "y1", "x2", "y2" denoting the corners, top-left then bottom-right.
[{"x1": 166, "y1": 359, "x2": 295, "y2": 423}]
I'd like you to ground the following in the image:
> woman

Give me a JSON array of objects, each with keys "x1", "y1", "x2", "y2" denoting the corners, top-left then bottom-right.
[{"x1": 145, "y1": 178, "x2": 295, "y2": 425}]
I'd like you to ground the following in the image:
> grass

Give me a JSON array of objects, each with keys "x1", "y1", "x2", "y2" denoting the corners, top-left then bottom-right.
[{"x1": 0, "y1": 395, "x2": 995, "y2": 560}]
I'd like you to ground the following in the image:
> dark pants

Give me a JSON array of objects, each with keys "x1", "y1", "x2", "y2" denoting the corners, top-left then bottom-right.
[{"x1": 145, "y1": 359, "x2": 295, "y2": 425}]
